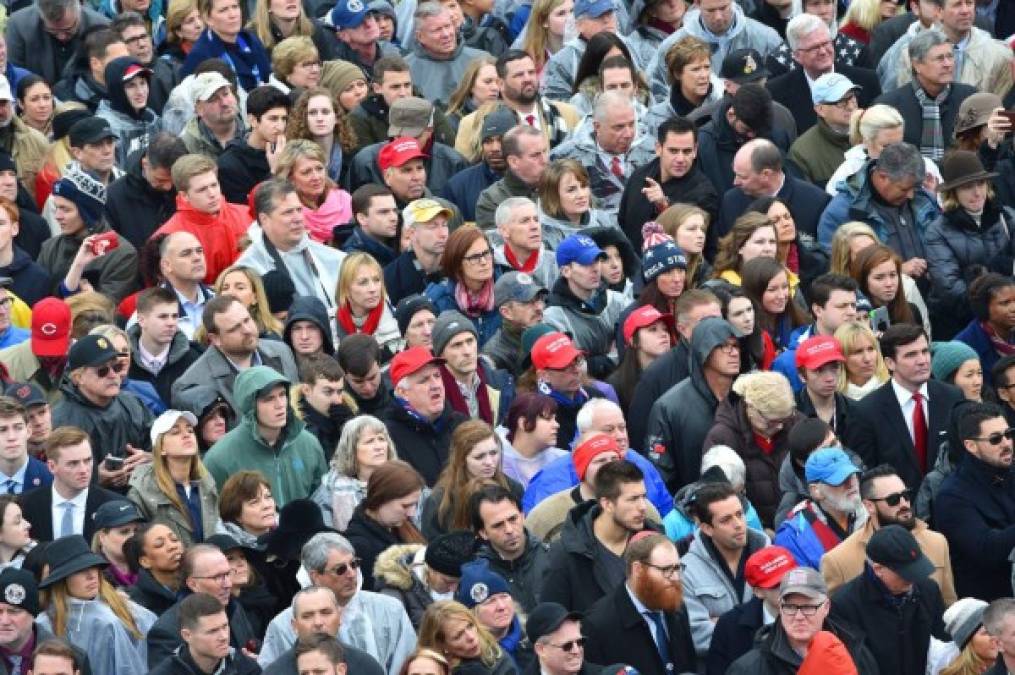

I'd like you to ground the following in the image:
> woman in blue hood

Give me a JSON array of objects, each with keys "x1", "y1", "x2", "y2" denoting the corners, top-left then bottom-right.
[{"x1": 96, "y1": 57, "x2": 161, "y2": 166}]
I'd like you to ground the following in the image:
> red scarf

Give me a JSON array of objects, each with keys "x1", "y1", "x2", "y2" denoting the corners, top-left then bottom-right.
[
  {"x1": 982, "y1": 321, "x2": 1015, "y2": 357},
  {"x1": 753, "y1": 432, "x2": 776, "y2": 456},
  {"x1": 337, "y1": 301, "x2": 384, "y2": 336},
  {"x1": 503, "y1": 245, "x2": 539, "y2": 273}
]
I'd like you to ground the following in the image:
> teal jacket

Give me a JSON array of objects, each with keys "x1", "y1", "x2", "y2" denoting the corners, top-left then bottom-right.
[{"x1": 203, "y1": 366, "x2": 326, "y2": 507}]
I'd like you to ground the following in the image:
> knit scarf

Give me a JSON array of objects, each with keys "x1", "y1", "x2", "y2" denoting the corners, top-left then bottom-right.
[
  {"x1": 912, "y1": 81, "x2": 949, "y2": 161},
  {"x1": 538, "y1": 379, "x2": 589, "y2": 409},
  {"x1": 981, "y1": 320, "x2": 1015, "y2": 357},
  {"x1": 454, "y1": 279, "x2": 495, "y2": 318},
  {"x1": 439, "y1": 365, "x2": 494, "y2": 424},
  {"x1": 503, "y1": 245, "x2": 538, "y2": 273},
  {"x1": 337, "y1": 301, "x2": 384, "y2": 336}
]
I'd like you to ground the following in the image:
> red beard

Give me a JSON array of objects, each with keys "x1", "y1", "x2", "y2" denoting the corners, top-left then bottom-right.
[{"x1": 633, "y1": 569, "x2": 684, "y2": 613}]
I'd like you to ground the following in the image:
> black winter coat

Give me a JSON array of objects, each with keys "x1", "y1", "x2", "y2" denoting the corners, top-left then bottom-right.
[
  {"x1": 873, "y1": 83, "x2": 977, "y2": 153},
  {"x1": 727, "y1": 615, "x2": 880, "y2": 675},
  {"x1": 148, "y1": 644, "x2": 262, "y2": 675},
  {"x1": 829, "y1": 568, "x2": 946, "y2": 675},
  {"x1": 344, "y1": 502, "x2": 409, "y2": 591},
  {"x1": 146, "y1": 597, "x2": 257, "y2": 669},
  {"x1": 128, "y1": 568, "x2": 177, "y2": 617},
  {"x1": 477, "y1": 533, "x2": 550, "y2": 614},
  {"x1": 105, "y1": 151, "x2": 178, "y2": 251},
  {"x1": 618, "y1": 158, "x2": 718, "y2": 252},
  {"x1": 441, "y1": 161, "x2": 501, "y2": 224},
  {"x1": 628, "y1": 340, "x2": 691, "y2": 454},
  {"x1": 0, "y1": 246, "x2": 51, "y2": 307},
  {"x1": 373, "y1": 544, "x2": 435, "y2": 629},
  {"x1": 381, "y1": 402, "x2": 466, "y2": 486},
  {"x1": 262, "y1": 641, "x2": 385, "y2": 675},
  {"x1": 217, "y1": 138, "x2": 271, "y2": 205},
  {"x1": 127, "y1": 326, "x2": 202, "y2": 408},
  {"x1": 383, "y1": 249, "x2": 444, "y2": 307},
  {"x1": 705, "y1": 596, "x2": 765, "y2": 675}
]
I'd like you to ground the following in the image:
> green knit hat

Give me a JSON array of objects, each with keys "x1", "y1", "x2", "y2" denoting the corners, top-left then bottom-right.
[{"x1": 930, "y1": 341, "x2": 980, "y2": 383}]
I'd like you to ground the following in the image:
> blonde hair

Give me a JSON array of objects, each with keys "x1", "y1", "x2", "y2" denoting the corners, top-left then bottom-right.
[
  {"x1": 152, "y1": 414, "x2": 209, "y2": 531},
  {"x1": 44, "y1": 574, "x2": 143, "y2": 640},
  {"x1": 940, "y1": 643, "x2": 992, "y2": 675},
  {"x1": 331, "y1": 415, "x2": 397, "y2": 476},
  {"x1": 834, "y1": 320, "x2": 890, "y2": 392},
  {"x1": 829, "y1": 221, "x2": 880, "y2": 276},
  {"x1": 336, "y1": 252, "x2": 387, "y2": 308},
  {"x1": 848, "y1": 103, "x2": 904, "y2": 146},
  {"x1": 521, "y1": 0, "x2": 568, "y2": 70},
  {"x1": 657, "y1": 203, "x2": 709, "y2": 284},
  {"x1": 213, "y1": 265, "x2": 284, "y2": 337},
  {"x1": 271, "y1": 36, "x2": 319, "y2": 82},
  {"x1": 840, "y1": 0, "x2": 899, "y2": 32},
  {"x1": 731, "y1": 371, "x2": 795, "y2": 418},
  {"x1": 272, "y1": 139, "x2": 337, "y2": 207},
  {"x1": 941, "y1": 181, "x2": 996, "y2": 212},
  {"x1": 166, "y1": 0, "x2": 200, "y2": 44},
  {"x1": 446, "y1": 55, "x2": 497, "y2": 117},
  {"x1": 249, "y1": 0, "x2": 314, "y2": 49},
  {"x1": 418, "y1": 601, "x2": 503, "y2": 668}
]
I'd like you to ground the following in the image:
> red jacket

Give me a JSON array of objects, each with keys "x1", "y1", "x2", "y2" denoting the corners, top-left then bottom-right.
[
  {"x1": 153, "y1": 194, "x2": 250, "y2": 284},
  {"x1": 798, "y1": 631, "x2": 859, "y2": 675}
]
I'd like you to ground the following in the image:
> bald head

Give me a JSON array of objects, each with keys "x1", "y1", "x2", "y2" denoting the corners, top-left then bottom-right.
[
  {"x1": 732, "y1": 139, "x2": 783, "y2": 198},
  {"x1": 159, "y1": 231, "x2": 207, "y2": 285}
]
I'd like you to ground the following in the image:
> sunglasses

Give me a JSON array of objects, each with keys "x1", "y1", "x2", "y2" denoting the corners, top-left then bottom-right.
[
  {"x1": 868, "y1": 489, "x2": 913, "y2": 507},
  {"x1": 327, "y1": 558, "x2": 361, "y2": 576},
  {"x1": 971, "y1": 428, "x2": 1015, "y2": 445},
  {"x1": 95, "y1": 361, "x2": 127, "y2": 378},
  {"x1": 544, "y1": 637, "x2": 586, "y2": 652}
]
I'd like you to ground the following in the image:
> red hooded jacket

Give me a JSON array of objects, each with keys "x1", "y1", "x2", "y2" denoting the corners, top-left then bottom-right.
[{"x1": 153, "y1": 194, "x2": 250, "y2": 284}]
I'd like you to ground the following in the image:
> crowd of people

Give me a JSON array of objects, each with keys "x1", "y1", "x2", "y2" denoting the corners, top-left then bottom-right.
[{"x1": 0, "y1": 0, "x2": 1015, "y2": 673}]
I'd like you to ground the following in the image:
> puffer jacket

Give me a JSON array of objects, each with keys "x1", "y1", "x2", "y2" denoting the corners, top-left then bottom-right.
[
  {"x1": 543, "y1": 277, "x2": 626, "y2": 379},
  {"x1": 403, "y1": 41, "x2": 492, "y2": 106},
  {"x1": 703, "y1": 394, "x2": 804, "y2": 528},
  {"x1": 37, "y1": 222, "x2": 138, "y2": 302},
  {"x1": 425, "y1": 278, "x2": 502, "y2": 347},
  {"x1": 682, "y1": 529, "x2": 769, "y2": 655},
  {"x1": 373, "y1": 544, "x2": 437, "y2": 629},
  {"x1": 775, "y1": 498, "x2": 868, "y2": 569},
  {"x1": 648, "y1": 5, "x2": 783, "y2": 102},
  {"x1": 126, "y1": 462, "x2": 220, "y2": 547},
  {"x1": 153, "y1": 193, "x2": 251, "y2": 284}
]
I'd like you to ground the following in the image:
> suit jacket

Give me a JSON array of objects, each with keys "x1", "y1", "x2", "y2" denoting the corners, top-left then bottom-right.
[
  {"x1": 845, "y1": 380, "x2": 965, "y2": 490},
  {"x1": 767, "y1": 63, "x2": 882, "y2": 133},
  {"x1": 18, "y1": 484, "x2": 122, "y2": 543},
  {"x1": 582, "y1": 583, "x2": 697, "y2": 675},
  {"x1": 19, "y1": 456, "x2": 53, "y2": 494},
  {"x1": 716, "y1": 175, "x2": 831, "y2": 239},
  {"x1": 873, "y1": 83, "x2": 977, "y2": 153},
  {"x1": 820, "y1": 517, "x2": 956, "y2": 606}
]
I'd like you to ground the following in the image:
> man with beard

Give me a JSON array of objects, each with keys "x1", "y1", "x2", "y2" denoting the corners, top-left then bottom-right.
[
  {"x1": 774, "y1": 446, "x2": 866, "y2": 569},
  {"x1": 543, "y1": 460, "x2": 655, "y2": 613},
  {"x1": 821, "y1": 464, "x2": 956, "y2": 604},
  {"x1": 936, "y1": 402, "x2": 1015, "y2": 602},
  {"x1": 682, "y1": 482, "x2": 770, "y2": 656},
  {"x1": 181, "y1": 72, "x2": 243, "y2": 159},
  {"x1": 581, "y1": 532, "x2": 696, "y2": 675},
  {"x1": 830, "y1": 525, "x2": 947, "y2": 675},
  {"x1": 443, "y1": 108, "x2": 514, "y2": 225}
]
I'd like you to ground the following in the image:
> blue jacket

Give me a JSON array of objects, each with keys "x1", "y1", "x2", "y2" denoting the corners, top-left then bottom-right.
[
  {"x1": 20, "y1": 456, "x2": 53, "y2": 494},
  {"x1": 4, "y1": 63, "x2": 30, "y2": 96},
  {"x1": 181, "y1": 29, "x2": 270, "y2": 91},
  {"x1": 343, "y1": 226, "x2": 396, "y2": 267},
  {"x1": 426, "y1": 277, "x2": 502, "y2": 347},
  {"x1": 955, "y1": 318, "x2": 1005, "y2": 375},
  {"x1": 521, "y1": 449, "x2": 673, "y2": 518},
  {"x1": 0, "y1": 326, "x2": 29, "y2": 350},
  {"x1": 441, "y1": 162, "x2": 500, "y2": 224},
  {"x1": 770, "y1": 324, "x2": 814, "y2": 393},
  {"x1": 774, "y1": 500, "x2": 857, "y2": 569},
  {"x1": 817, "y1": 163, "x2": 941, "y2": 253},
  {"x1": 662, "y1": 500, "x2": 763, "y2": 543}
]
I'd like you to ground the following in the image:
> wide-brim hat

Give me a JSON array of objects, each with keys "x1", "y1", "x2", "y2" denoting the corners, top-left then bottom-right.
[
  {"x1": 261, "y1": 499, "x2": 337, "y2": 561},
  {"x1": 938, "y1": 150, "x2": 998, "y2": 192},
  {"x1": 39, "y1": 535, "x2": 109, "y2": 589}
]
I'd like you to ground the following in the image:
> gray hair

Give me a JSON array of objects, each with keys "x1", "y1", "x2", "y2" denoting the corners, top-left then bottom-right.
[
  {"x1": 38, "y1": 0, "x2": 79, "y2": 23},
  {"x1": 301, "y1": 532, "x2": 355, "y2": 572},
  {"x1": 874, "y1": 142, "x2": 925, "y2": 183},
  {"x1": 908, "y1": 30, "x2": 950, "y2": 64},
  {"x1": 291, "y1": 585, "x2": 339, "y2": 614},
  {"x1": 494, "y1": 197, "x2": 537, "y2": 230},
  {"x1": 984, "y1": 598, "x2": 1015, "y2": 636},
  {"x1": 331, "y1": 414, "x2": 397, "y2": 476},
  {"x1": 701, "y1": 445, "x2": 747, "y2": 489},
  {"x1": 414, "y1": 1, "x2": 449, "y2": 32},
  {"x1": 253, "y1": 179, "x2": 297, "y2": 219},
  {"x1": 576, "y1": 398, "x2": 624, "y2": 435},
  {"x1": 593, "y1": 90, "x2": 634, "y2": 123},
  {"x1": 746, "y1": 139, "x2": 782, "y2": 173},
  {"x1": 786, "y1": 12, "x2": 831, "y2": 51}
]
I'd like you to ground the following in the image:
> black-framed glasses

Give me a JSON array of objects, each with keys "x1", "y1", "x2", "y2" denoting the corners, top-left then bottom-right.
[
  {"x1": 642, "y1": 561, "x2": 685, "y2": 579},
  {"x1": 544, "y1": 637, "x2": 586, "y2": 652},
  {"x1": 462, "y1": 249, "x2": 493, "y2": 265},
  {"x1": 327, "y1": 558, "x2": 361, "y2": 576},
  {"x1": 868, "y1": 489, "x2": 913, "y2": 507},
  {"x1": 971, "y1": 428, "x2": 1015, "y2": 445},
  {"x1": 780, "y1": 600, "x2": 825, "y2": 617},
  {"x1": 95, "y1": 361, "x2": 127, "y2": 378}
]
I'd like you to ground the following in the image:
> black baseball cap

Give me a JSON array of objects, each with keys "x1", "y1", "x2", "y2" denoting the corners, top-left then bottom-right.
[
  {"x1": 867, "y1": 524, "x2": 934, "y2": 583},
  {"x1": 720, "y1": 49, "x2": 769, "y2": 84},
  {"x1": 67, "y1": 334, "x2": 121, "y2": 370},
  {"x1": 526, "y1": 602, "x2": 582, "y2": 643},
  {"x1": 4, "y1": 382, "x2": 45, "y2": 407},
  {"x1": 69, "y1": 117, "x2": 117, "y2": 148},
  {"x1": 92, "y1": 500, "x2": 145, "y2": 530}
]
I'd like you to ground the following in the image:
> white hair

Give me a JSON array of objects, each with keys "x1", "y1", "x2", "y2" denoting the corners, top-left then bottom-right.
[
  {"x1": 592, "y1": 90, "x2": 633, "y2": 123},
  {"x1": 576, "y1": 398, "x2": 624, "y2": 435},
  {"x1": 701, "y1": 445, "x2": 747, "y2": 489},
  {"x1": 786, "y1": 12, "x2": 832, "y2": 50},
  {"x1": 494, "y1": 197, "x2": 537, "y2": 230}
]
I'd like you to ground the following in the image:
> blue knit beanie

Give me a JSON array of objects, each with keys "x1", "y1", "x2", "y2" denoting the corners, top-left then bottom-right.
[
  {"x1": 641, "y1": 221, "x2": 686, "y2": 283},
  {"x1": 455, "y1": 559, "x2": 511, "y2": 608},
  {"x1": 930, "y1": 341, "x2": 980, "y2": 383},
  {"x1": 52, "y1": 171, "x2": 107, "y2": 231}
]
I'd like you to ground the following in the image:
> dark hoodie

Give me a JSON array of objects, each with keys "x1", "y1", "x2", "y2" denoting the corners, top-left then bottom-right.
[
  {"x1": 0, "y1": 246, "x2": 52, "y2": 306},
  {"x1": 105, "y1": 149, "x2": 178, "y2": 250},
  {"x1": 283, "y1": 295, "x2": 335, "y2": 356},
  {"x1": 96, "y1": 57, "x2": 161, "y2": 166},
  {"x1": 53, "y1": 51, "x2": 106, "y2": 113},
  {"x1": 217, "y1": 136, "x2": 271, "y2": 205}
]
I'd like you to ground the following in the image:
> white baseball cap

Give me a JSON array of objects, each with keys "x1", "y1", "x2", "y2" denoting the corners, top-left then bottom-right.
[{"x1": 150, "y1": 410, "x2": 199, "y2": 446}]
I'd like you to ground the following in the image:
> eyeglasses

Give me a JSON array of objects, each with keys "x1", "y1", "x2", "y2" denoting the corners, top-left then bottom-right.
[
  {"x1": 326, "y1": 558, "x2": 361, "y2": 576},
  {"x1": 868, "y1": 489, "x2": 913, "y2": 507},
  {"x1": 971, "y1": 428, "x2": 1015, "y2": 445},
  {"x1": 192, "y1": 569, "x2": 236, "y2": 585},
  {"x1": 543, "y1": 637, "x2": 586, "y2": 652},
  {"x1": 795, "y1": 40, "x2": 833, "y2": 55},
  {"x1": 548, "y1": 356, "x2": 585, "y2": 373},
  {"x1": 642, "y1": 561, "x2": 685, "y2": 579},
  {"x1": 462, "y1": 249, "x2": 493, "y2": 265},
  {"x1": 832, "y1": 93, "x2": 858, "y2": 110},
  {"x1": 780, "y1": 600, "x2": 825, "y2": 617},
  {"x1": 95, "y1": 361, "x2": 128, "y2": 378}
]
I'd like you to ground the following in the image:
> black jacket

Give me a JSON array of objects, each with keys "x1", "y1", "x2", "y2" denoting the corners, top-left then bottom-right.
[
  {"x1": 18, "y1": 483, "x2": 122, "y2": 543},
  {"x1": 705, "y1": 596, "x2": 765, "y2": 675},
  {"x1": 383, "y1": 249, "x2": 444, "y2": 307},
  {"x1": 934, "y1": 453, "x2": 1015, "y2": 602},
  {"x1": 127, "y1": 568, "x2": 178, "y2": 617},
  {"x1": 298, "y1": 397, "x2": 352, "y2": 464},
  {"x1": 628, "y1": 340, "x2": 691, "y2": 454},
  {"x1": 829, "y1": 567, "x2": 946, "y2": 675},
  {"x1": 105, "y1": 150, "x2": 178, "y2": 250},
  {"x1": 727, "y1": 614, "x2": 880, "y2": 675},
  {"x1": 283, "y1": 295, "x2": 335, "y2": 356},
  {"x1": 146, "y1": 596, "x2": 257, "y2": 669},
  {"x1": 262, "y1": 641, "x2": 385, "y2": 675},
  {"x1": 149, "y1": 644, "x2": 261, "y2": 675},
  {"x1": 619, "y1": 158, "x2": 719, "y2": 252},
  {"x1": 582, "y1": 582, "x2": 696, "y2": 675},
  {"x1": 348, "y1": 141, "x2": 469, "y2": 194},
  {"x1": 476, "y1": 532, "x2": 550, "y2": 613},
  {"x1": 0, "y1": 246, "x2": 51, "y2": 307},
  {"x1": 845, "y1": 380, "x2": 964, "y2": 490},
  {"x1": 767, "y1": 63, "x2": 881, "y2": 133},
  {"x1": 127, "y1": 326, "x2": 203, "y2": 409},
  {"x1": 381, "y1": 402, "x2": 465, "y2": 486},
  {"x1": 873, "y1": 83, "x2": 978, "y2": 152},
  {"x1": 795, "y1": 388, "x2": 855, "y2": 439},
  {"x1": 441, "y1": 161, "x2": 501, "y2": 224},
  {"x1": 344, "y1": 502, "x2": 404, "y2": 591},
  {"x1": 13, "y1": 187, "x2": 50, "y2": 260},
  {"x1": 716, "y1": 174, "x2": 830, "y2": 240},
  {"x1": 344, "y1": 226, "x2": 397, "y2": 267},
  {"x1": 217, "y1": 137, "x2": 271, "y2": 205}
]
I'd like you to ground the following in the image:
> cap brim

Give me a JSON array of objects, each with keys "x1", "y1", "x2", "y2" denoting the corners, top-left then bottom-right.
[
  {"x1": 539, "y1": 346, "x2": 585, "y2": 370},
  {"x1": 800, "y1": 353, "x2": 845, "y2": 370},
  {"x1": 388, "y1": 125, "x2": 427, "y2": 138},
  {"x1": 819, "y1": 466, "x2": 860, "y2": 486},
  {"x1": 939, "y1": 171, "x2": 1000, "y2": 192},
  {"x1": 780, "y1": 585, "x2": 825, "y2": 600},
  {"x1": 32, "y1": 335, "x2": 68, "y2": 358},
  {"x1": 892, "y1": 554, "x2": 935, "y2": 583},
  {"x1": 815, "y1": 85, "x2": 862, "y2": 105},
  {"x1": 573, "y1": 250, "x2": 607, "y2": 265},
  {"x1": 731, "y1": 71, "x2": 768, "y2": 83}
]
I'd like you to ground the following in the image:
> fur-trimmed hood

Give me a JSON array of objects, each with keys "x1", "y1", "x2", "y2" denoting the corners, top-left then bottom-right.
[{"x1": 372, "y1": 544, "x2": 425, "y2": 591}]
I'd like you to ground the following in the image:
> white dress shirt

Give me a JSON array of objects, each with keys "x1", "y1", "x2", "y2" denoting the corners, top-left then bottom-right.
[
  {"x1": 891, "y1": 379, "x2": 930, "y2": 444},
  {"x1": 51, "y1": 487, "x2": 89, "y2": 537}
]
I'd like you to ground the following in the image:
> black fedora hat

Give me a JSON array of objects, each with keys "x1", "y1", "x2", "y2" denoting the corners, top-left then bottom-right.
[
  {"x1": 261, "y1": 499, "x2": 336, "y2": 561},
  {"x1": 39, "y1": 535, "x2": 108, "y2": 589}
]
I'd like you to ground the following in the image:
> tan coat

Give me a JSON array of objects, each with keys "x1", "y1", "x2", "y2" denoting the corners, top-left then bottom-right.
[
  {"x1": 10, "y1": 117, "x2": 48, "y2": 202},
  {"x1": 896, "y1": 27, "x2": 1014, "y2": 97},
  {"x1": 820, "y1": 518, "x2": 957, "y2": 606}
]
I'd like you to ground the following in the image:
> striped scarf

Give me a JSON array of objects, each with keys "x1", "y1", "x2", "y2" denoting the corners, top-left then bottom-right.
[{"x1": 912, "y1": 81, "x2": 949, "y2": 161}]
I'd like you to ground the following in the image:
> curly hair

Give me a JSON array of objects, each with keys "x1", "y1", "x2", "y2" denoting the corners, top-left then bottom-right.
[{"x1": 287, "y1": 86, "x2": 357, "y2": 154}]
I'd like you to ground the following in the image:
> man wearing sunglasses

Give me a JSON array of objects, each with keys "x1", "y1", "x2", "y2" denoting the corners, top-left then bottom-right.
[
  {"x1": 50, "y1": 333, "x2": 154, "y2": 489},
  {"x1": 936, "y1": 401, "x2": 1015, "y2": 603},
  {"x1": 820, "y1": 464, "x2": 956, "y2": 605},
  {"x1": 528, "y1": 602, "x2": 603, "y2": 675}
]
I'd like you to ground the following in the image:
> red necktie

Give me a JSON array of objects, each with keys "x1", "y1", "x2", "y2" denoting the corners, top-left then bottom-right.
[
  {"x1": 911, "y1": 390, "x2": 928, "y2": 473},
  {"x1": 611, "y1": 156, "x2": 624, "y2": 179},
  {"x1": 525, "y1": 114, "x2": 536, "y2": 126}
]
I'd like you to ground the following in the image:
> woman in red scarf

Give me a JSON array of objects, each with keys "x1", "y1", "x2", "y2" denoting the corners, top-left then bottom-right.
[
  {"x1": 424, "y1": 226, "x2": 502, "y2": 347},
  {"x1": 335, "y1": 253, "x2": 401, "y2": 362}
]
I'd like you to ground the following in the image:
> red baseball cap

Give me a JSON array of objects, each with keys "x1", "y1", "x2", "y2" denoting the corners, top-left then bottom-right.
[
  {"x1": 744, "y1": 545, "x2": 797, "y2": 589},
  {"x1": 31, "y1": 297, "x2": 71, "y2": 358},
  {"x1": 531, "y1": 332, "x2": 583, "y2": 370},
  {"x1": 622, "y1": 306, "x2": 674, "y2": 346},
  {"x1": 795, "y1": 335, "x2": 845, "y2": 371},
  {"x1": 572, "y1": 434, "x2": 622, "y2": 480},
  {"x1": 378, "y1": 137, "x2": 428, "y2": 172},
  {"x1": 390, "y1": 346, "x2": 445, "y2": 389}
]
